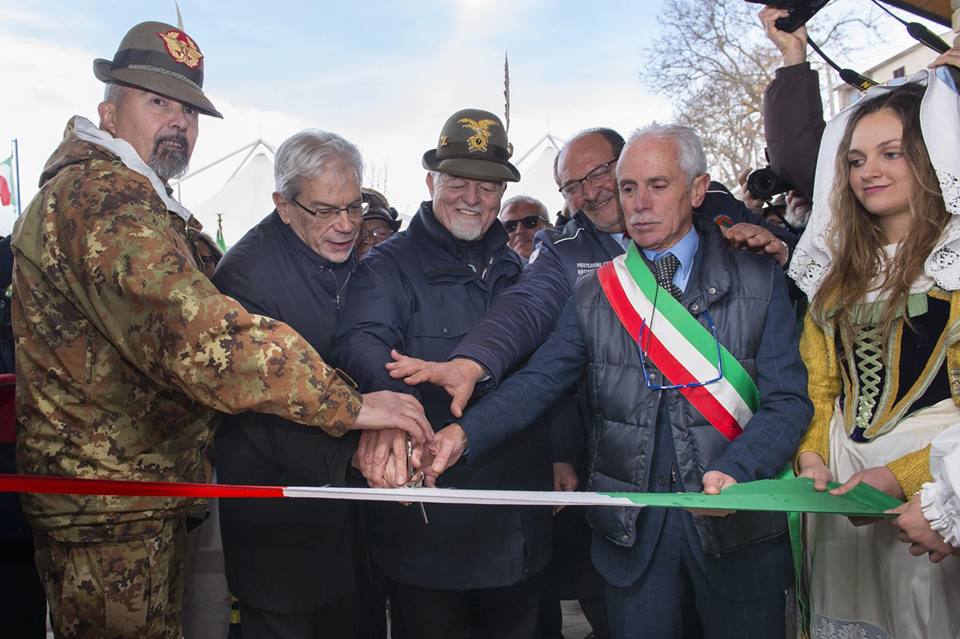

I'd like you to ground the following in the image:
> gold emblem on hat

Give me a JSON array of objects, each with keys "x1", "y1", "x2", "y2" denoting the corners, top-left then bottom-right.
[
  {"x1": 439, "y1": 135, "x2": 449, "y2": 147},
  {"x1": 157, "y1": 29, "x2": 203, "y2": 70},
  {"x1": 458, "y1": 118, "x2": 499, "y2": 153}
]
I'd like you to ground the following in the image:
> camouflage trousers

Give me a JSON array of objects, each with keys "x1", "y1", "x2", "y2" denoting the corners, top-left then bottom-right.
[{"x1": 33, "y1": 517, "x2": 186, "y2": 639}]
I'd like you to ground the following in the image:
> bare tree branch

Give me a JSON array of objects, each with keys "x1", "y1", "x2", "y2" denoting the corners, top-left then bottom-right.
[{"x1": 641, "y1": 0, "x2": 878, "y2": 187}]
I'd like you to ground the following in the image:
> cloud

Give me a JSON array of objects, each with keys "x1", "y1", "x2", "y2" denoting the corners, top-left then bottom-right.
[{"x1": 0, "y1": 4, "x2": 670, "y2": 242}]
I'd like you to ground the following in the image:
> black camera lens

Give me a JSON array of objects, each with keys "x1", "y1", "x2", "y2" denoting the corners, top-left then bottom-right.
[{"x1": 746, "y1": 167, "x2": 793, "y2": 200}]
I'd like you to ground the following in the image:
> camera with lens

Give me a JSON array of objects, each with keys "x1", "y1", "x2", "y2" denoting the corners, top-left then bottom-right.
[
  {"x1": 743, "y1": 0, "x2": 829, "y2": 32},
  {"x1": 746, "y1": 166, "x2": 793, "y2": 200}
]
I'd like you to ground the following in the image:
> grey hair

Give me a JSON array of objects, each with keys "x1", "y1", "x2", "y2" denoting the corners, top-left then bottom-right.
[
  {"x1": 622, "y1": 123, "x2": 707, "y2": 183},
  {"x1": 103, "y1": 82, "x2": 126, "y2": 105},
  {"x1": 500, "y1": 195, "x2": 549, "y2": 220},
  {"x1": 275, "y1": 129, "x2": 363, "y2": 201}
]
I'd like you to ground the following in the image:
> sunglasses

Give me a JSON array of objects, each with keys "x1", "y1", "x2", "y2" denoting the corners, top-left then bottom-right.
[{"x1": 503, "y1": 215, "x2": 546, "y2": 234}]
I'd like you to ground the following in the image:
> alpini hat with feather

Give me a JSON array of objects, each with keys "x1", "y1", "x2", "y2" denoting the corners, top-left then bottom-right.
[
  {"x1": 94, "y1": 21, "x2": 222, "y2": 118},
  {"x1": 422, "y1": 108, "x2": 520, "y2": 182}
]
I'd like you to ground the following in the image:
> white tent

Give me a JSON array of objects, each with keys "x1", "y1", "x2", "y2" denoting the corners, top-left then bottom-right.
[
  {"x1": 189, "y1": 151, "x2": 275, "y2": 246},
  {"x1": 172, "y1": 139, "x2": 277, "y2": 246},
  {"x1": 505, "y1": 133, "x2": 565, "y2": 221}
]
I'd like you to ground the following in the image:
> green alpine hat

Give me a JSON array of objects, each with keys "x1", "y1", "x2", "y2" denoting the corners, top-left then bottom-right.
[
  {"x1": 422, "y1": 108, "x2": 520, "y2": 183},
  {"x1": 94, "y1": 21, "x2": 222, "y2": 119}
]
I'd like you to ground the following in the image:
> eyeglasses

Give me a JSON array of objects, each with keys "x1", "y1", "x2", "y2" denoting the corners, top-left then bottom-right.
[
  {"x1": 503, "y1": 215, "x2": 547, "y2": 234},
  {"x1": 292, "y1": 198, "x2": 365, "y2": 219},
  {"x1": 637, "y1": 287, "x2": 723, "y2": 391},
  {"x1": 558, "y1": 159, "x2": 617, "y2": 198}
]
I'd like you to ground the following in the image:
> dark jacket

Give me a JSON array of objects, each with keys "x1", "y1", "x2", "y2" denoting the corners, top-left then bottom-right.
[
  {"x1": 452, "y1": 183, "x2": 798, "y2": 384},
  {"x1": 763, "y1": 62, "x2": 825, "y2": 200},
  {"x1": 456, "y1": 218, "x2": 811, "y2": 597},
  {"x1": 332, "y1": 202, "x2": 552, "y2": 590},
  {"x1": 212, "y1": 211, "x2": 359, "y2": 612}
]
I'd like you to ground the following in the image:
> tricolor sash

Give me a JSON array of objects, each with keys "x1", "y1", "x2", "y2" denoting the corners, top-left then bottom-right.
[{"x1": 596, "y1": 244, "x2": 759, "y2": 440}]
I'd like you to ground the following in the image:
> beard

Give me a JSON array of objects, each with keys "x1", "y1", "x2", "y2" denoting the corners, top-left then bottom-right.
[{"x1": 148, "y1": 134, "x2": 190, "y2": 181}]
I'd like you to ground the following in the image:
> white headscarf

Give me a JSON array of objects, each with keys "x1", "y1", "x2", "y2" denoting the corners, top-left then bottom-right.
[{"x1": 788, "y1": 68, "x2": 960, "y2": 297}]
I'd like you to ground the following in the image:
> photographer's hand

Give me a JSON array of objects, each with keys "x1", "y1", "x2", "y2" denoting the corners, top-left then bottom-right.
[
  {"x1": 928, "y1": 44, "x2": 960, "y2": 72},
  {"x1": 759, "y1": 6, "x2": 807, "y2": 67}
]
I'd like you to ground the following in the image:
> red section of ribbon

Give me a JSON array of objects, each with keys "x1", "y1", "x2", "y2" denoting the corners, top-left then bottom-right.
[
  {"x1": 0, "y1": 473, "x2": 286, "y2": 498},
  {"x1": 596, "y1": 263, "x2": 742, "y2": 441}
]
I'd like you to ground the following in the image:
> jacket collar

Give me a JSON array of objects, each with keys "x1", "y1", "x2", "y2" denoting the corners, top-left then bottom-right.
[{"x1": 570, "y1": 210, "x2": 626, "y2": 258}]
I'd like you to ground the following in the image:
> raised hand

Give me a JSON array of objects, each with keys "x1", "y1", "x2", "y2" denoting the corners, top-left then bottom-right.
[
  {"x1": 797, "y1": 451, "x2": 833, "y2": 491},
  {"x1": 353, "y1": 429, "x2": 410, "y2": 488},
  {"x1": 758, "y1": 6, "x2": 808, "y2": 67},
  {"x1": 353, "y1": 390, "x2": 433, "y2": 444},
  {"x1": 722, "y1": 223, "x2": 788, "y2": 266},
  {"x1": 385, "y1": 350, "x2": 485, "y2": 417},
  {"x1": 688, "y1": 470, "x2": 737, "y2": 518},
  {"x1": 888, "y1": 494, "x2": 959, "y2": 563},
  {"x1": 831, "y1": 465, "x2": 904, "y2": 527},
  {"x1": 418, "y1": 423, "x2": 469, "y2": 487}
]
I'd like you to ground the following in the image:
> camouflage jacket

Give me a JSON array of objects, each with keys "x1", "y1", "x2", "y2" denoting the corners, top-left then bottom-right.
[{"x1": 12, "y1": 117, "x2": 361, "y2": 541}]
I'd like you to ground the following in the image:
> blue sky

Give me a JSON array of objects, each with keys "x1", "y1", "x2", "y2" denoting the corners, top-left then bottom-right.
[{"x1": 0, "y1": 1, "x2": 948, "y2": 240}]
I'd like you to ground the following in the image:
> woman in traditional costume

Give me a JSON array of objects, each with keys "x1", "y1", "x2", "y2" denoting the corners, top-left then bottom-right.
[{"x1": 788, "y1": 71, "x2": 960, "y2": 638}]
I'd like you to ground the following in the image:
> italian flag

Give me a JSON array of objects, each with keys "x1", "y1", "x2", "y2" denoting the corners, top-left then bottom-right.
[
  {"x1": 0, "y1": 156, "x2": 15, "y2": 211},
  {"x1": 596, "y1": 244, "x2": 759, "y2": 441}
]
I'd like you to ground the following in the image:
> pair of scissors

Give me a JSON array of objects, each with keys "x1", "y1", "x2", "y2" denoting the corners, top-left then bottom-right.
[{"x1": 404, "y1": 435, "x2": 429, "y2": 524}]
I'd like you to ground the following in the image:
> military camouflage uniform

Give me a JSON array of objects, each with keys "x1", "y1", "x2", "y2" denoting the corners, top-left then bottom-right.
[{"x1": 12, "y1": 117, "x2": 362, "y2": 638}]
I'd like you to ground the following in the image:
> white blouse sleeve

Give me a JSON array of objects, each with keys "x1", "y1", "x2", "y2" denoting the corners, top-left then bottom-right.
[{"x1": 920, "y1": 424, "x2": 960, "y2": 548}]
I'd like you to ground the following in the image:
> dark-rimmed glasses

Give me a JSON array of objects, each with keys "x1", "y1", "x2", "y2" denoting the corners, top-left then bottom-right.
[
  {"x1": 292, "y1": 198, "x2": 365, "y2": 219},
  {"x1": 503, "y1": 215, "x2": 547, "y2": 234},
  {"x1": 558, "y1": 159, "x2": 617, "y2": 198},
  {"x1": 637, "y1": 285, "x2": 724, "y2": 391}
]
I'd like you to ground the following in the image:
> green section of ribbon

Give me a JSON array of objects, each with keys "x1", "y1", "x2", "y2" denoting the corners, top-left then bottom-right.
[
  {"x1": 776, "y1": 467, "x2": 811, "y2": 639},
  {"x1": 603, "y1": 477, "x2": 902, "y2": 516},
  {"x1": 622, "y1": 244, "x2": 759, "y2": 411}
]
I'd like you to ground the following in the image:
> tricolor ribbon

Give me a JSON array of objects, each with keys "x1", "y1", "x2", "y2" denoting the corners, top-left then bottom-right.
[{"x1": 0, "y1": 474, "x2": 902, "y2": 517}]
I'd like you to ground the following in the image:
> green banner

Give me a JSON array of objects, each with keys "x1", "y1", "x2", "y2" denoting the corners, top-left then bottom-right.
[{"x1": 605, "y1": 477, "x2": 902, "y2": 517}]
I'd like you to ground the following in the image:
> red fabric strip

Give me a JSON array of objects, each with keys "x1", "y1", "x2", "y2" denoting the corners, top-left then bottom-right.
[{"x1": 0, "y1": 473, "x2": 286, "y2": 498}]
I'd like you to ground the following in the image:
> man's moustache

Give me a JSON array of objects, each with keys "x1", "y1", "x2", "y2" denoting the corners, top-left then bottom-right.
[{"x1": 154, "y1": 135, "x2": 189, "y2": 154}]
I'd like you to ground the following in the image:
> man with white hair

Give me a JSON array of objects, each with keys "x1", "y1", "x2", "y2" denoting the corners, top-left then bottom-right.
[
  {"x1": 212, "y1": 129, "x2": 372, "y2": 638},
  {"x1": 499, "y1": 194, "x2": 550, "y2": 260},
  {"x1": 420, "y1": 123, "x2": 811, "y2": 639}
]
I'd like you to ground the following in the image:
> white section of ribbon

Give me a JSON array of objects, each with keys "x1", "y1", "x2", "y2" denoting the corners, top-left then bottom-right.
[
  {"x1": 611, "y1": 258, "x2": 754, "y2": 425},
  {"x1": 283, "y1": 486, "x2": 640, "y2": 507}
]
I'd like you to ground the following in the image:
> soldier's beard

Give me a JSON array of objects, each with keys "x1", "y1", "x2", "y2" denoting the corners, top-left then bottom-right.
[{"x1": 149, "y1": 134, "x2": 191, "y2": 181}]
